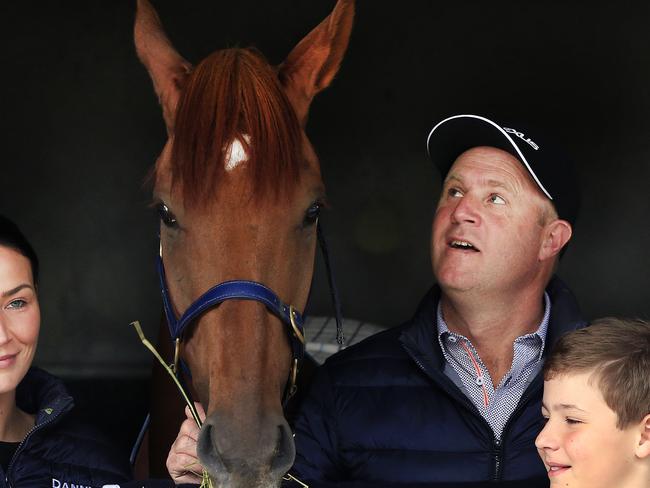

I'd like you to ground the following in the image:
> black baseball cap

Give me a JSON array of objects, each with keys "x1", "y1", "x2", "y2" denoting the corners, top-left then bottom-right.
[{"x1": 426, "y1": 114, "x2": 579, "y2": 227}]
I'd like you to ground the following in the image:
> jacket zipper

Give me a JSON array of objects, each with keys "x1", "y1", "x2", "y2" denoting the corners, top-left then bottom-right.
[
  {"x1": 407, "y1": 350, "x2": 504, "y2": 480},
  {"x1": 492, "y1": 377, "x2": 543, "y2": 480},
  {"x1": 4, "y1": 404, "x2": 69, "y2": 487},
  {"x1": 492, "y1": 438, "x2": 502, "y2": 481},
  {"x1": 402, "y1": 343, "x2": 516, "y2": 481}
]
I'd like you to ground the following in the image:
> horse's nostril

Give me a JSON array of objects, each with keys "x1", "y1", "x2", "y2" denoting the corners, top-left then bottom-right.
[
  {"x1": 270, "y1": 422, "x2": 296, "y2": 475},
  {"x1": 197, "y1": 421, "x2": 229, "y2": 483}
]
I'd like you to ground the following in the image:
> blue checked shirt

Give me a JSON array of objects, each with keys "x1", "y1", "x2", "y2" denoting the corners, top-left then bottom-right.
[{"x1": 436, "y1": 293, "x2": 550, "y2": 440}]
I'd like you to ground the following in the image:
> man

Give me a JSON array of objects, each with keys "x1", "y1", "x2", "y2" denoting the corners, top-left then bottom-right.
[{"x1": 289, "y1": 114, "x2": 586, "y2": 486}]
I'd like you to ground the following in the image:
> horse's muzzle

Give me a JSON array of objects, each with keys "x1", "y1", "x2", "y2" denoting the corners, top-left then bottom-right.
[{"x1": 197, "y1": 411, "x2": 295, "y2": 487}]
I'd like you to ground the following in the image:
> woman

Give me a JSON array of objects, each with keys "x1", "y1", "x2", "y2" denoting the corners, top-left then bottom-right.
[{"x1": 0, "y1": 214, "x2": 131, "y2": 486}]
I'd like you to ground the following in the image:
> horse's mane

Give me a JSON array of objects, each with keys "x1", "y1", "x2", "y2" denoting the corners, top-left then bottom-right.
[{"x1": 168, "y1": 48, "x2": 303, "y2": 208}]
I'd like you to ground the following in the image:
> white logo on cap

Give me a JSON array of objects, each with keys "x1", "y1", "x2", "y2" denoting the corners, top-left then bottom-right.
[{"x1": 503, "y1": 127, "x2": 539, "y2": 151}]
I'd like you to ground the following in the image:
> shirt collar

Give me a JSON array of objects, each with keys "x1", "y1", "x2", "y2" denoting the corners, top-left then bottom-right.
[{"x1": 436, "y1": 292, "x2": 551, "y2": 354}]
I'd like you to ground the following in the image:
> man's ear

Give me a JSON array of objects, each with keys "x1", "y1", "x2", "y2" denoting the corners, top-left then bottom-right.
[
  {"x1": 539, "y1": 219, "x2": 572, "y2": 261},
  {"x1": 634, "y1": 413, "x2": 650, "y2": 459}
]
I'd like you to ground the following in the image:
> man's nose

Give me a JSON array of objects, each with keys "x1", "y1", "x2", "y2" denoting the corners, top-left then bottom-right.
[
  {"x1": 450, "y1": 195, "x2": 480, "y2": 225},
  {"x1": 535, "y1": 420, "x2": 558, "y2": 451}
]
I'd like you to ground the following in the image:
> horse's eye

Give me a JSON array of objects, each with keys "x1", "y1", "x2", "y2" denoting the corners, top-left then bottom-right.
[
  {"x1": 157, "y1": 203, "x2": 178, "y2": 228},
  {"x1": 303, "y1": 201, "x2": 322, "y2": 227}
]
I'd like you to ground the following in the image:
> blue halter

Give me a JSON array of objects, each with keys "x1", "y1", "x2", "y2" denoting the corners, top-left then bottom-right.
[
  {"x1": 157, "y1": 255, "x2": 306, "y2": 380},
  {"x1": 156, "y1": 222, "x2": 343, "y2": 405}
]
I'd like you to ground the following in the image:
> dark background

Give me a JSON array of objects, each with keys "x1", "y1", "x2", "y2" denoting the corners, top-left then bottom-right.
[{"x1": 1, "y1": 0, "x2": 649, "y2": 452}]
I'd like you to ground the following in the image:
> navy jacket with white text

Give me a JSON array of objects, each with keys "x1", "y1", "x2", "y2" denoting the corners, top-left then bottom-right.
[{"x1": 1, "y1": 368, "x2": 132, "y2": 488}]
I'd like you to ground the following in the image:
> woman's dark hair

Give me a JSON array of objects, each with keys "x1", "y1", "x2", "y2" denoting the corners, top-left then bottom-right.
[{"x1": 0, "y1": 214, "x2": 39, "y2": 286}]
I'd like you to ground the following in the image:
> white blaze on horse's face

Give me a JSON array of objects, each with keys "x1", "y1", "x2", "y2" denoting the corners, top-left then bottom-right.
[{"x1": 224, "y1": 135, "x2": 251, "y2": 172}]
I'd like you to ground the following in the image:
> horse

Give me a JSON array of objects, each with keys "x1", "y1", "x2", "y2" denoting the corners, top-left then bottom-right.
[{"x1": 133, "y1": 0, "x2": 355, "y2": 485}]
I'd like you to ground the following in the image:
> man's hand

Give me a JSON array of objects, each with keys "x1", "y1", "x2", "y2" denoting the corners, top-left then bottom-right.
[{"x1": 167, "y1": 402, "x2": 206, "y2": 484}]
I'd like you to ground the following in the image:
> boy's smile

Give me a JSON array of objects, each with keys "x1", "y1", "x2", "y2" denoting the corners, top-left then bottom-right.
[{"x1": 535, "y1": 372, "x2": 644, "y2": 488}]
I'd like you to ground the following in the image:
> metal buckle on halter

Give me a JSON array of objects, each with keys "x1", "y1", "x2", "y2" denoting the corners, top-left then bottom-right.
[
  {"x1": 284, "y1": 307, "x2": 303, "y2": 402},
  {"x1": 289, "y1": 305, "x2": 305, "y2": 344},
  {"x1": 172, "y1": 337, "x2": 181, "y2": 374}
]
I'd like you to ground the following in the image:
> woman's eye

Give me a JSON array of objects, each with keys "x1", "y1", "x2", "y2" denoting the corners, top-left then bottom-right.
[
  {"x1": 565, "y1": 418, "x2": 582, "y2": 425},
  {"x1": 303, "y1": 202, "x2": 322, "y2": 226},
  {"x1": 7, "y1": 299, "x2": 27, "y2": 310},
  {"x1": 489, "y1": 194, "x2": 506, "y2": 205},
  {"x1": 157, "y1": 203, "x2": 178, "y2": 228}
]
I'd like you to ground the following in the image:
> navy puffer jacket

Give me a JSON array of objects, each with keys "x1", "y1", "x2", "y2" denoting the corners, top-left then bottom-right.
[
  {"x1": 1, "y1": 367, "x2": 132, "y2": 488},
  {"x1": 290, "y1": 276, "x2": 585, "y2": 487}
]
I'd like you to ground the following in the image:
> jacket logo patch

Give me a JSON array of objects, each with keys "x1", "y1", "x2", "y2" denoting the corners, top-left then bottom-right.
[{"x1": 52, "y1": 478, "x2": 92, "y2": 488}]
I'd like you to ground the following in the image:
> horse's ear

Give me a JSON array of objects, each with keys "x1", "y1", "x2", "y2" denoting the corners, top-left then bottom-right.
[
  {"x1": 279, "y1": 0, "x2": 355, "y2": 126},
  {"x1": 134, "y1": 0, "x2": 193, "y2": 133}
]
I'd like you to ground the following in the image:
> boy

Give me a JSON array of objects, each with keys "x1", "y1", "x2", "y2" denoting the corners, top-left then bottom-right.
[{"x1": 536, "y1": 317, "x2": 650, "y2": 487}]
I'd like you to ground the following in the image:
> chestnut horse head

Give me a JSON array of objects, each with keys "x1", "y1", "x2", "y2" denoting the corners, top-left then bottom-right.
[{"x1": 134, "y1": 0, "x2": 354, "y2": 486}]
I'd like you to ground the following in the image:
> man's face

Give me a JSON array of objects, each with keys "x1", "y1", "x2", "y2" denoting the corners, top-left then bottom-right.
[
  {"x1": 535, "y1": 372, "x2": 642, "y2": 488},
  {"x1": 431, "y1": 146, "x2": 550, "y2": 294}
]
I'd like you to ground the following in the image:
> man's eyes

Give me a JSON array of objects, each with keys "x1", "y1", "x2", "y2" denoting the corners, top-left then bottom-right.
[
  {"x1": 445, "y1": 189, "x2": 506, "y2": 205},
  {"x1": 489, "y1": 194, "x2": 506, "y2": 205}
]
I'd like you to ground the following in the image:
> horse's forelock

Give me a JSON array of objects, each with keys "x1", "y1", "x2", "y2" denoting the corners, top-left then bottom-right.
[{"x1": 166, "y1": 48, "x2": 303, "y2": 210}]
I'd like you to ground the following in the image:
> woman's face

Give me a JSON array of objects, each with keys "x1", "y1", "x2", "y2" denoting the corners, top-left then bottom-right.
[{"x1": 0, "y1": 245, "x2": 40, "y2": 395}]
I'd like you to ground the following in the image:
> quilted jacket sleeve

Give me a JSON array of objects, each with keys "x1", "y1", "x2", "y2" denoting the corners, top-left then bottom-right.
[{"x1": 289, "y1": 363, "x2": 345, "y2": 483}]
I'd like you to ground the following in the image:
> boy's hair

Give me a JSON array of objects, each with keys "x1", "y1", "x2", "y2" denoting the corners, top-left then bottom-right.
[
  {"x1": 544, "y1": 317, "x2": 650, "y2": 429},
  {"x1": 0, "y1": 214, "x2": 39, "y2": 286}
]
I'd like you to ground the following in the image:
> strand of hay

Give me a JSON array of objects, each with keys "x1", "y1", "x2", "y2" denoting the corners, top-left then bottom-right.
[{"x1": 131, "y1": 321, "x2": 213, "y2": 488}]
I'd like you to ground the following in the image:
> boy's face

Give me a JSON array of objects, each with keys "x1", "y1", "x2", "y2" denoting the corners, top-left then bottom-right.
[{"x1": 535, "y1": 372, "x2": 641, "y2": 487}]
